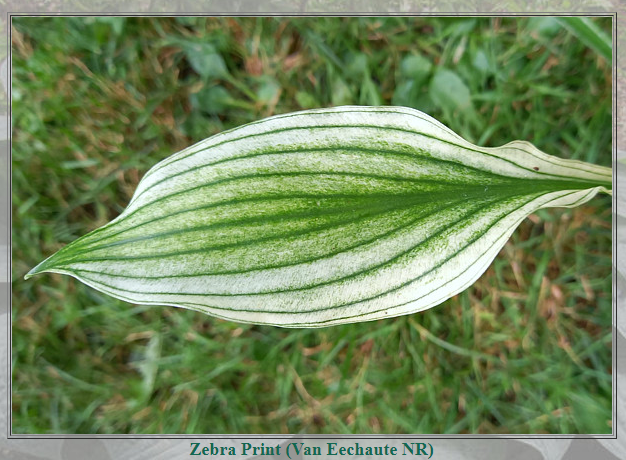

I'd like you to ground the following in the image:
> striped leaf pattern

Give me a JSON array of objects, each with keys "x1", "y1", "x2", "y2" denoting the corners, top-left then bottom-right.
[{"x1": 26, "y1": 106, "x2": 612, "y2": 327}]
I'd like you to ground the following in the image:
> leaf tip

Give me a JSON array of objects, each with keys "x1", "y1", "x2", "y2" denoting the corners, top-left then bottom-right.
[
  {"x1": 24, "y1": 252, "x2": 62, "y2": 280},
  {"x1": 24, "y1": 262, "x2": 45, "y2": 280}
]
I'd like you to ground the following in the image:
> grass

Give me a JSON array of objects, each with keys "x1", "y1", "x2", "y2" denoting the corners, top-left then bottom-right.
[{"x1": 11, "y1": 16, "x2": 612, "y2": 434}]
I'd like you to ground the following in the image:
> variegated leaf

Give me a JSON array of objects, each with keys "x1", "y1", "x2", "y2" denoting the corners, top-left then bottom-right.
[{"x1": 26, "y1": 106, "x2": 612, "y2": 327}]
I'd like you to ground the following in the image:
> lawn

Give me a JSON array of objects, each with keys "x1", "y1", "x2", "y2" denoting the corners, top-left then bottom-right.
[{"x1": 11, "y1": 16, "x2": 612, "y2": 434}]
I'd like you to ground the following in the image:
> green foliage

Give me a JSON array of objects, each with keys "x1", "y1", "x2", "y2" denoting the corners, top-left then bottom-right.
[
  {"x1": 12, "y1": 17, "x2": 611, "y2": 434},
  {"x1": 557, "y1": 17, "x2": 612, "y2": 64}
]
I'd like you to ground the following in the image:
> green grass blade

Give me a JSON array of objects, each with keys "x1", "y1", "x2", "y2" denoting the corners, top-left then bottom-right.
[{"x1": 557, "y1": 17, "x2": 612, "y2": 64}]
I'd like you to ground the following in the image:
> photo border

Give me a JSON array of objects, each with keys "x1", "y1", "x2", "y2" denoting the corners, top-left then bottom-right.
[{"x1": 2, "y1": 2, "x2": 622, "y2": 459}]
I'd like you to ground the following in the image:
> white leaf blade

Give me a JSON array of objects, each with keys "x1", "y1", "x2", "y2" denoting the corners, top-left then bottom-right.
[{"x1": 26, "y1": 106, "x2": 612, "y2": 327}]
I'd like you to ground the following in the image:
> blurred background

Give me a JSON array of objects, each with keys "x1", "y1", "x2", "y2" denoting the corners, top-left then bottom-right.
[{"x1": 12, "y1": 17, "x2": 612, "y2": 434}]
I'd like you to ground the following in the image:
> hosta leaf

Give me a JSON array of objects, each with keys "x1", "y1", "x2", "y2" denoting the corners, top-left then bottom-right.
[{"x1": 25, "y1": 106, "x2": 611, "y2": 327}]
